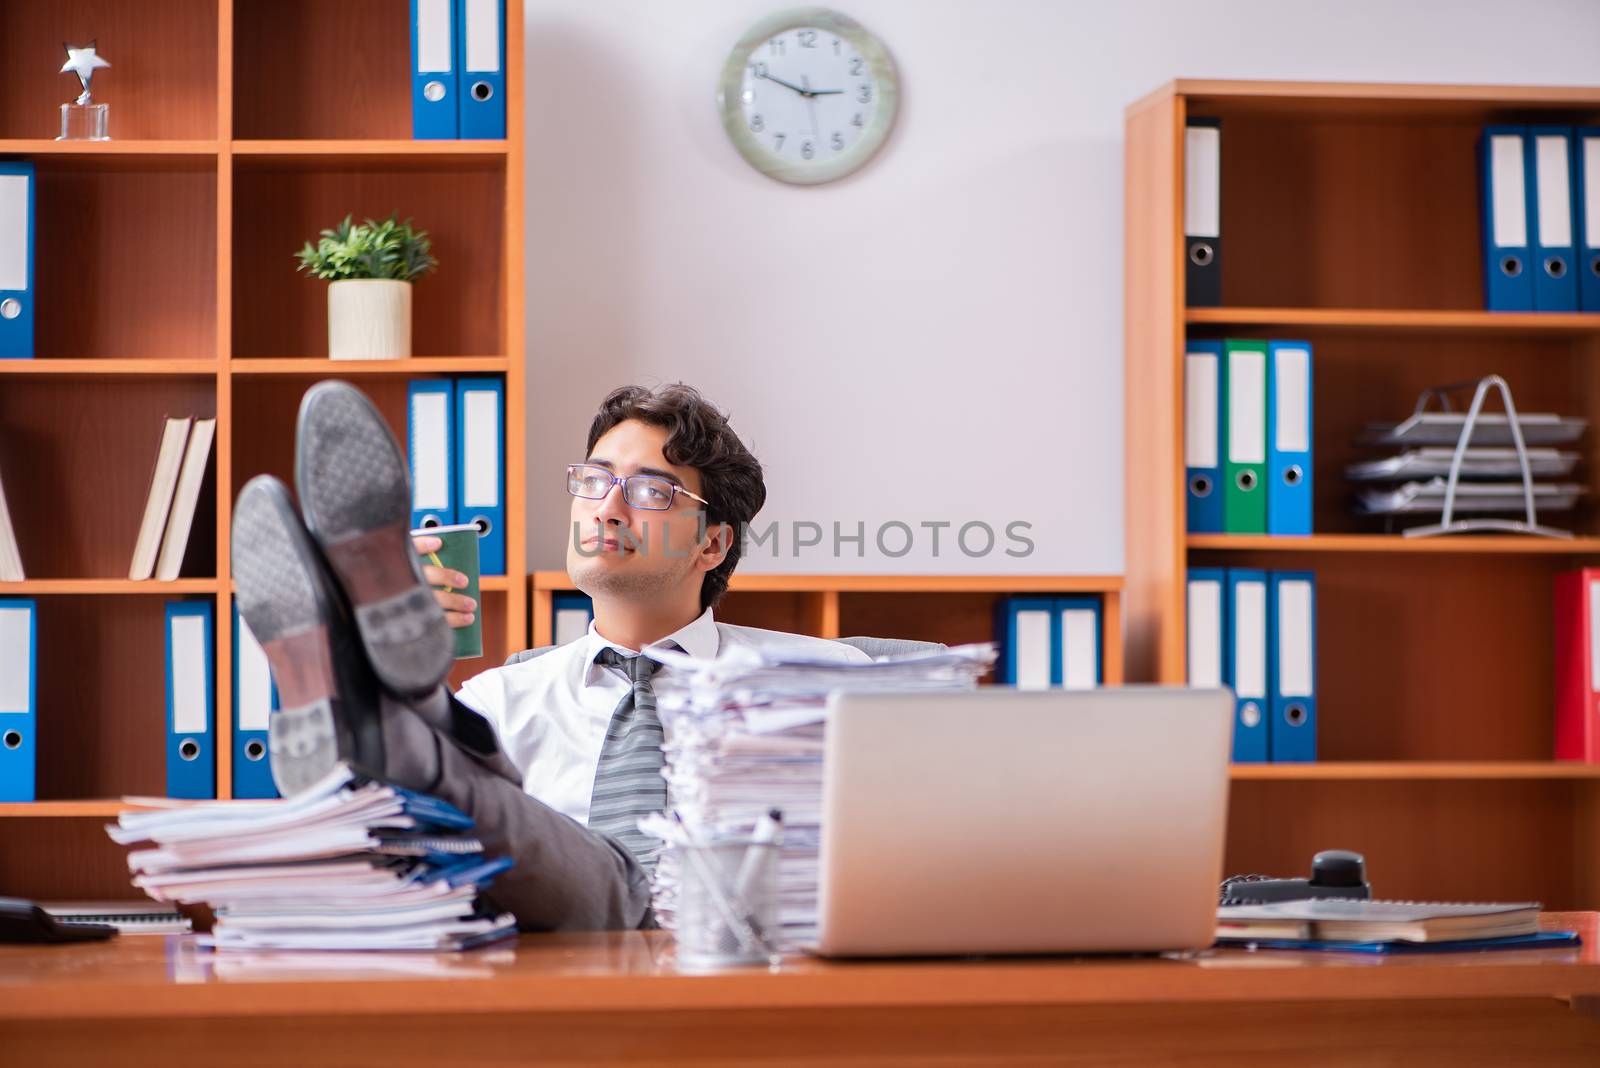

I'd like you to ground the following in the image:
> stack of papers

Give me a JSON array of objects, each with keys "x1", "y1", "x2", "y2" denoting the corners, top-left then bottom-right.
[
  {"x1": 1354, "y1": 478, "x2": 1585, "y2": 516},
  {"x1": 106, "y1": 764, "x2": 516, "y2": 951},
  {"x1": 644, "y1": 643, "x2": 997, "y2": 946}
]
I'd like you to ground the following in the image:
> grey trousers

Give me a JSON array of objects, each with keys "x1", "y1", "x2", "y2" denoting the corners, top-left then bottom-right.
[{"x1": 386, "y1": 690, "x2": 656, "y2": 932}]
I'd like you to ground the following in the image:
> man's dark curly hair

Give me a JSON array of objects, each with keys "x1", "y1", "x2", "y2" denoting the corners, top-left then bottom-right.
[{"x1": 585, "y1": 384, "x2": 766, "y2": 609}]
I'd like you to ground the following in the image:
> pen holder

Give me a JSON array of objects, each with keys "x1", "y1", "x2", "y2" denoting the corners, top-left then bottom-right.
[{"x1": 671, "y1": 839, "x2": 780, "y2": 970}]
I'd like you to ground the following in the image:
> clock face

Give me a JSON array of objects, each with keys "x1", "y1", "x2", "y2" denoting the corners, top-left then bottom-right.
[{"x1": 718, "y1": 9, "x2": 898, "y2": 185}]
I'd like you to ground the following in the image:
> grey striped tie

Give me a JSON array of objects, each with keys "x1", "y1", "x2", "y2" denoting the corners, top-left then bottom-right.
[{"x1": 589, "y1": 647, "x2": 668, "y2": 869}]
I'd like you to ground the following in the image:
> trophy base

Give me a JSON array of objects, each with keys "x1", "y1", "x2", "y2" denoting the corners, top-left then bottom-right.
[{"x1": 57, "y1": 103, "x2": 110, "y2": 141}]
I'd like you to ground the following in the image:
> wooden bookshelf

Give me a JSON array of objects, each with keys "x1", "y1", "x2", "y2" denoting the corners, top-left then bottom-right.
[
  {"x1": 1125, "y1": 79, "x2": 1600, "y2": 909},
  {"x1": 0, "y1": 0, "x2": 527, "y2": 902},
  {"x1": 530, "y1": 572, "x2": 1125, "y2": 686}
]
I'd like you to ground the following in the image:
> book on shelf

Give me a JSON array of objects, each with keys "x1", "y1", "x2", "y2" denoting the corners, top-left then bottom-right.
[
  {"x1": 0, "y1": 460, "x2": 21, "y2": 581},
  {"x1": 154, "y1": 418, "x2": 216, "y2": 582},
  {"x1": 129, "y1": 417, "x2": 193, "y2": 581},
  {"x1": 1216, "y1": 898, "x2": 1540, "y2": 943}
]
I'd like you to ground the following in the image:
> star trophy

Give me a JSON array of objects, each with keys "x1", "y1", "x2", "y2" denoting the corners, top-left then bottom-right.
[{"x1": 58, "y1": 41, "x2": 111, "y2": 141}]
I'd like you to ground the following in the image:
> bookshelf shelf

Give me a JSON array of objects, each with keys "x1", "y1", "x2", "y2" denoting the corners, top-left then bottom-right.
[
  {"x1": 529, "y1": 572, "x2": 1126, "y2": 686},
  {"x1": 230, "y1": 357, "x2": 510, "y2": 376},
  {"x1": 233, "y1": 140, "x2": 509, "y2": 161},
  {"x1": 1231, "y1": 762, "x2": 1600, "y2": 781},
  {"x1": 0, "y1": 359, "x2": 219, "y2": 376},
  {"x1": 0, "y1": 140, "x2": 220, "y2": 159},
  {"x1": 1126, "y1": 78, "x2": 1600, "y2": 910},
  {"x1": 0, "y1": 580, "x2": 221, "y2": 596},
  {"x1": 531, "y1": 572, "x2": 1124, "y2": 594},
  {"x1": 1188, "y1": 535, "x2": 1600, "y2": 555},
  {"x1": 0, "y1": 802, "x2": 138, "y2": 818},
  {"x1": 0, "y1": 0, "x2": 529, "y2": 902},
  {"x1": 1186, "y1": 307, "x2": 1600, "y2": 336}
]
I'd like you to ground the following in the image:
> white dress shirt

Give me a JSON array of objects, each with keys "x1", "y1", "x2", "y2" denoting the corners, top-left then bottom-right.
[{"x1": 454, "y1": 607, "x2": 870, "y2": 826}]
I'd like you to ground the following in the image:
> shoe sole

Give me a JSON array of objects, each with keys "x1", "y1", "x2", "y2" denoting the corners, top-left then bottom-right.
[
  {"x1": 295, "y1": 381, "x2": 454, "y2": 698},
  {"x1": 232, "y1": 475, "x2": 355, "y2": 797}
]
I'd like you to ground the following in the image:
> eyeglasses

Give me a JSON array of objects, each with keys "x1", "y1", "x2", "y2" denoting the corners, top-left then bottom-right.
[{"x1": 566, "y1": 463, "x2": 709, "y2": 511}]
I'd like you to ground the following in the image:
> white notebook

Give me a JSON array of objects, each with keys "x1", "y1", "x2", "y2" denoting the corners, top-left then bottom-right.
[
  {"x1": 129, "y1": 417, "x2": 193, "y2": 580},
  {"x1": 155, "y1": 418, "x2": 216, "y2": 581},
  {"x1": 0, "y1": 460, "x2": 21, "y2": 581}
]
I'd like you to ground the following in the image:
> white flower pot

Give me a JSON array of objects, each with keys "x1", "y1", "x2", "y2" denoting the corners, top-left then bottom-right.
[{"x1": 328, "y1": 279, "x2": 412, "y2": 360}]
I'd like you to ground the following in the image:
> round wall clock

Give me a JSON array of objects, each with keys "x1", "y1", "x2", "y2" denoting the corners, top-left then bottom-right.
[{"x1": 716, "y1": 7, "x2": 899, "y2": 185}]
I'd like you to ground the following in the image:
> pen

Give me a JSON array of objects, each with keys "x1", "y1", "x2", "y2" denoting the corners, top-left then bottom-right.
[{"x1": 734, "y1": 808, "x2": 782, "y2": 906}]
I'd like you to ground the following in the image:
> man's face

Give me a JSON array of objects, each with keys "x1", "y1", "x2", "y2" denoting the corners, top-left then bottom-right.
[{"x1": 566, "y1": 419, "x2": 719, "y2": 602}]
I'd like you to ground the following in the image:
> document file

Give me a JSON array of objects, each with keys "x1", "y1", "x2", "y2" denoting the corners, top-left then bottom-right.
[
  {"x1": 552, "y1": 591, "x2": 593, "y2": 646},
  {"x1": 233, "y1": 604, "x2": 279, "y2": 800},
  {"x1": 411, "y1": 0, "x2": 458, "y2": 139},
  {"x1": 1186, "y1": 568, "x2": 1226, "y2": 691},
  {"x1": 0, "y1": 599, "x2": 36, "y2": 802},
  {"x1": 1530, "y1": 127, "x2": 1578, "y2": 312},
  {"x1": 1184, "y1": 118, "x2": 1221, "y2": 306},
  {"x1": 1056, "y1": 596, "x2": 1101, "y2": 690},
  {"x1": 0, "y1": 162, "x2": 34, "y2": 359},
  {"x1": 1269, "y1": 571, "x2": 1317, "y2": 763},
  {"x1": 1554, "y1": 568, "x2": 1600, "y2": 762},
  {"x1": 166, "y1": 601, "x2": 215, "y2": 800},
  {"x1": 1185, "y1": 340, "x2": 1224, "y2": 533},
  {"x1": 1223, "y1": 339, "x2": 1268, "y2": 534},
  {"x1": 1226, "y1": 569, "x2": 1269, "y2": 763},
  {"x1": 996, "y1": 596, "x2": 1053, "y2": 689},
  {"x1": 1480, "y1": 127, "x2": 1534, "y2": 311},
  {"x1": 457, "y1": 0, "x2": 506, "y2": 139},
  {"x1": 408, "y1": 379, "x2": 455, "y2": 531},
  {"x1": 1267, "y1": 341, "x2": 1313, "y2": 536},
  {"x1": 1577, "y1": 129, "x2": 1600, "y2": 312},
  {"x1": 455, "y1": 377, "x2": 505, "y2": 575}
]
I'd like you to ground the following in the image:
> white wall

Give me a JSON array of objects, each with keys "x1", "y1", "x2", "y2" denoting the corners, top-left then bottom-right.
[{"x1": 523, "y1": 0, "x2": 1600, "y2": 574}]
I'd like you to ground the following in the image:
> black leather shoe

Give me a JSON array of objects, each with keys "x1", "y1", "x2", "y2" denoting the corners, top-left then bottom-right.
[
  {"x1": 294, "y1": 380, "x2": 455, "y2": 699},
  {"x1": 232, "y1": 475, "x2": 386, "y2": 796}
]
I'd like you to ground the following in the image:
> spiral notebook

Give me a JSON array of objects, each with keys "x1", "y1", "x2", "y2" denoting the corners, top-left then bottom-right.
[{"x1": 1217, "y1": 898, "x2": 1540, "y2": 943}]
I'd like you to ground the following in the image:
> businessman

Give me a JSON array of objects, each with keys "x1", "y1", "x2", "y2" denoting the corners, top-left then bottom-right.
[{"x1": 233, "y1": 381, "x2": 864, "y2": 930}]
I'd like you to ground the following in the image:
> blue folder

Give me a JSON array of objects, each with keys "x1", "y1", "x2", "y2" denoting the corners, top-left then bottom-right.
[
  {"x1": 408, "y1": 378, "x2": 456, "y2": 531},
  {"x1": 1529, "y1": 126, "x2": 1579, "y2": 312},
  {"x1": 1576, "y1": 128, "x2": 1600, "y2": 312},
  {"x1": 1479, "y1": 127, "x2": 1534, "y2": 311},
  {"x1": 454, "y1": 377, "x2": 505, "y2": 575},
  {"x1": 0, "y1": 162, "x2": 36, "y2": 359},
  {"x1": 457, "y1": 0, "x2": 506, "y2": 139},
  {"x1": 551, "y1": 591, "x2": 594, "y2": 646},
  {"x1": 995, "y1": 595, "x2": 1056, "y2": 689},
  {"x1": 1268, "y1": 571, "x2": 1317, "y2": 763},
  {"x1": 1186, "y1": 568, "x2": 1227, "y2": 690},
  {"x1": 1185, "y1": 340, "x2": 1224, "y2": 534},
  {"x1": 1056, "y1": 595, "x2": 1102, "y2": 689},
  {"x1": 1217, "y1": 930, "x2": 1579, "y2": 954},
  {"x1": 0, "y1": 599, "x2": 37, "y2": 802},
  {"x1": 232, "y1": 603, "x2": 279, "y2": 800},
  {"x1": 1266, "y1": 340, "x2": 1313, "y2": 536},
  {"x1": 1225, "y1": 569, "x2": 1270, "y2": 763},
  {"x1": 411, "y1": 0, "x2": 459, "y2": 139},
  {"x1": 165, "y1": 601, "x2": 216, "y2": 800}
]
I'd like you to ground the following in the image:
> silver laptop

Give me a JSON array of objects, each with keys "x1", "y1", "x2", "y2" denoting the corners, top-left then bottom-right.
[{"x1": 814, "y1": 687, "x2": 1232, "y2": 957}]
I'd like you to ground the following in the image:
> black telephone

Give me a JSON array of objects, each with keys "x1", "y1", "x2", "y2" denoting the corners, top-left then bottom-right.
[
  {"x1": 0, "y1": 898, "x2": 117, "y2": 944},
  {"x1": 1219, "y1": 850, "x2": 1371, "y2": 906}
]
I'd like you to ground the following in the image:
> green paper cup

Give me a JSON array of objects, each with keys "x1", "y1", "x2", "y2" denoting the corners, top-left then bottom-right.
[{"x1": 414, "y1": 522, "x2": 483, "y2": 660}]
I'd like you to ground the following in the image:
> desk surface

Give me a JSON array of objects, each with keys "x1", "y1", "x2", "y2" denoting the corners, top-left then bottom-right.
[{"x1": 1, "y1": 913, "x2": 1597, "y2": 1021}]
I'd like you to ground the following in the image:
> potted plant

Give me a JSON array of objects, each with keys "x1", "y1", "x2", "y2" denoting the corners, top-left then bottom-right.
[{"x1": 295, "y1": 213, "x2": 437, "y2": 360}]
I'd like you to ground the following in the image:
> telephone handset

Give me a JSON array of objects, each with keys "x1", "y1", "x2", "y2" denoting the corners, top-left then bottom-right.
[{"x1": 1219, "y1": 849, "x2": 1371, "y2": 906}]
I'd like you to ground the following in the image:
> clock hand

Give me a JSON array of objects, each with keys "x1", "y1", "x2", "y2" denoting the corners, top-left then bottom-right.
[
  {"x1": 801, "y1": 74, "x2": 819, "y2": 138},
  {"x1": 759, "y1": 70, "x2": 809, "y2": 95},
  {"x1": 757, "y1": 70, "x2": 845, "y2": 99}
]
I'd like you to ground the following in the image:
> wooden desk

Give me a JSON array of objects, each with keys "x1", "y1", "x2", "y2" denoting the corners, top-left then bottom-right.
[{"x1": 3, "y1": 915, "x2": 1600, "y2": 1066}]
